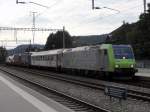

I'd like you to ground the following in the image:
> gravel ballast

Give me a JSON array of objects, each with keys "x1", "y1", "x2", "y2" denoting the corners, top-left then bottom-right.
[{"x1": 1, "y1": 67, "x2": 150, "y2": 112}]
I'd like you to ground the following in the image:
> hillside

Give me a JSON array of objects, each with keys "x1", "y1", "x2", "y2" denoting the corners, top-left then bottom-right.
[
  {"x1": 7, "y1": 44, "x2": 44, "y2": 56},
  {"x1": 44, "y1": 30, "x2": 108, "y2": 50},
  {"x1": 72, "y1": 34, "x2": 108, "y2": 47}
]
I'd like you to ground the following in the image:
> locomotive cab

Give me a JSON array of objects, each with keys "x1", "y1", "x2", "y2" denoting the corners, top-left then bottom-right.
[{"x1": 112, "y1": 45, "x2": 137, "y2": 77}]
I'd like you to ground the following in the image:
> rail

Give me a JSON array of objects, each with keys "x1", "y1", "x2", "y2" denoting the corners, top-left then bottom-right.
[
  {"x1": 1, "y1": 66, "x2": 150, "y2": 102},
  {"x1": 0, "y1": 66, "x2": 110, "y2": 112}
]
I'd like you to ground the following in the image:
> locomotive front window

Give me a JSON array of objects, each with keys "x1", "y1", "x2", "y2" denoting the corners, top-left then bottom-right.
[{"x1": 113, "y1": 45, "x2": 134, "y2": 59}]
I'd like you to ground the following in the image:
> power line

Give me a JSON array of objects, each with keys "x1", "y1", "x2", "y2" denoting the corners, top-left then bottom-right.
[
  {"x1": 36, "y1": 0, "x2": 61, "y2": 17},
  {"x1": 103, "y1": 7, "x2": 120, "y2": 13},
  {"x1": 0, "y1": 40, "x2": 30, "y2": 42},
  {"x1": 91, "y1": 0, "x2": 120, "y2": 13},
  {"x1": 16, "y1": 0, "x2": 49, "y2": 8},
  {"x1": 0, "y1": 27, "x2": 62, "y2": 31},
  {"x1": 72, "y1": 3, "x2": 143, "y2": 30},
  {"x1": 0, "y1": 39, "x2": 31, "y2": 48},
  {"x1": 29, "y1": 2, "x2": 49, "y2": 8},
  {"x1": 0, "y1": 26, "x2": 62, "y2": 44}
]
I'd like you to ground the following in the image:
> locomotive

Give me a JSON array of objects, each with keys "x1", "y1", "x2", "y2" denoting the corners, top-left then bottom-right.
[{"x1": 6, "y1": 44, "x2": 137, "y2": 78}]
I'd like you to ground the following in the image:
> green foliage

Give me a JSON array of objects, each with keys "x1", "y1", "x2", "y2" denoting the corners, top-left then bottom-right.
[
  {"x1": 107, "y1": 3, "x2": 150, "y2": 59},
  {"x1": 44, "y1": 30, "x2": 73, "y2": 50},
  {"x1": 0, "y1": 47, "x2": 7, "y2": 63}
]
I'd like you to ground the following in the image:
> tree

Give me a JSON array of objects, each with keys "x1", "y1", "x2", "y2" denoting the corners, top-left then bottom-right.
[
  {"x1": 107, "y1": 3, "x2": 150, "y2": 59},
  {"x1": 0, "y1": 47, "x2": 7, "y2": 63},
  {"x1": 44, "y1": 30, "x2": 73, "y2": 50}
]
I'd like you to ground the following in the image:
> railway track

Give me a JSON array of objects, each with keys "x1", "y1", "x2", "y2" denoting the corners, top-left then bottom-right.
[
  {"x1": 0, "y1": 66, "x2": 110, "y2": 112},
  {"x1": 3, "y1": 65, "x2": 150, "y2": 102},
  {"x1": 113, "y1": 77, "x2": 150, "y2": 89}
]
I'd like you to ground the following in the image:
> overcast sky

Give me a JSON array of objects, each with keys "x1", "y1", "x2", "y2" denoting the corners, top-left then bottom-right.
[{"x1": 0, "y1": 0, "x2": 150, "y2": 48}]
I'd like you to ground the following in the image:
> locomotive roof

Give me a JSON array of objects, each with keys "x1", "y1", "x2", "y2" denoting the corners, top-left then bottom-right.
[
  {"x1": 31, "y1": 49, "x2": 64, "y2": 56},
  {"x1": 31, "y1": 44, "x2": 111, "y2": 56},
  {"x1": 63, "y1": 45, "x2": 102, "y2": 53}
]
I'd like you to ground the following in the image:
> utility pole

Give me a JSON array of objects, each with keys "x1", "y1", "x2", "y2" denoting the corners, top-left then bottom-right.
[
  {"x1": 63, "y1": 26, "x2": 65, "y2": 49},
  {"x1": 144, "y1": 0, "x2": 146, "y2": 13},
  {"x1": 14, "y1": 30, "x2": 17, "y2": 43},
  {"x1": 92, "y1": 0, "x2": 100, "y2": 9},
  {"x1": 92, "y1": 0, "x2": 94, "y2": 9},
  {"x1": 32, "y1": 12, "x2": 37, "y2": 44}
]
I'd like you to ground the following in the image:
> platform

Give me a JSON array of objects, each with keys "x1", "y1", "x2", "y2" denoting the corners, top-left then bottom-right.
[
  {"x1": 135, "y1": 68, "x2": 150, "y2": 77},
  {"x1": 0, "y1": 72, "x2": 73, "y2": 112}
]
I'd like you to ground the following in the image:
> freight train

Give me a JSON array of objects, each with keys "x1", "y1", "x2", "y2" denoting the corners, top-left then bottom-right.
[{"x1": 6, "y1": 44, "x2": 138, "y2": 79}]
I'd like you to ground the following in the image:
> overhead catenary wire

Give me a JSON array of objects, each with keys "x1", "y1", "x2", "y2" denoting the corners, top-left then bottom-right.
[
  {"x1": 14, "y1": 0, "x2": 150, "y2": 35},
  {"x1": 16, "y1": 0, "x2": 49, "y2": 8},
  {"x1": 36, "y1": 0, "x2": 62, "y2": 17},
  {"x1": 71, "y1": 3, "x2": 144, "y2": 30},
  {"x1": 0, "y1": 26, "x2": 62, "y2": 47},
  {"x1": 29, "y1": 2, "x2": 49, "y2": 8}
]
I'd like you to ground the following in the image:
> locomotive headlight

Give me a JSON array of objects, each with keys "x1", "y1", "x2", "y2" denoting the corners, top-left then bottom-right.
[
  {"x1": 115, "y1": 64, "x2": 119, "y2": 68},
  {"x1": 131, "y1": 64, "x2": 134, "y2": 68}
]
